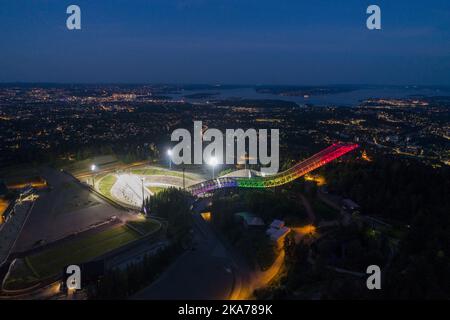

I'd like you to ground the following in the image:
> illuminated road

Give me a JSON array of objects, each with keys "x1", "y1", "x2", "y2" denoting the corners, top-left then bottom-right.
[
  {"x1": 132, "y1": 199, "x2": 235, "y2": 300},
  {"x1": 0, "y1": 281, "x2": 62, "y2": 300},
  {"x1": 228, "y1": 248, "x2": 286, "y2": 300},
  {"x1": 131, "y1": 143, "x2": 358, "y2": 299},
  {"x1": 131, "y1": 201, "x2": 271, "y2": 300}
]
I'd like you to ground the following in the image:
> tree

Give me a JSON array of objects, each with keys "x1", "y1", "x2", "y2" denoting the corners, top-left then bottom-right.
[{"x1": 147, "y1": 187, "x2": 192, "y2": 239}]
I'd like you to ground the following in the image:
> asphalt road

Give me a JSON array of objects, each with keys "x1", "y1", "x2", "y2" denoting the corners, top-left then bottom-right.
[
  {"x1": 13, "y1": 167, "x2": 129, "y2": 253},
  {"x1": 132, "y1": 200, "x2": 236, "y2": 300}
]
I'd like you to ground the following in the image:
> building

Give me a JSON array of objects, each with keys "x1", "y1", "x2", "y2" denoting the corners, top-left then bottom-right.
[
  {"x1": 269, "y1": 219, "x2": 285, "y2": 229},
  {"x1": 342, "y1": 198, "x2": 360, "y2": 213},
  {"x1": 235, "y1": 212, "x2": 265, "y2": 228},
  {"x1": 266, "y1": 219, "x2": 290, "y2": 246}
]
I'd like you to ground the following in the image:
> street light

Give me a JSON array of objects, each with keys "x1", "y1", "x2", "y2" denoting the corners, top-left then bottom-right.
[
  {"x1": 208, "y1": 156, "x2": 218, "y2": 179},
  {"x1": 167, "y1": 149, "x2": 173, "y2": 170},
  {"x1": 91, "y1": 164, "x2": 97, "y2": 187}
]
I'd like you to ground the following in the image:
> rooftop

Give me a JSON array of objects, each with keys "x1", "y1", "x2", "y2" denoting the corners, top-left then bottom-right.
[{"x1": 235, "y1": 212, "x2": 265, "y2": 226}]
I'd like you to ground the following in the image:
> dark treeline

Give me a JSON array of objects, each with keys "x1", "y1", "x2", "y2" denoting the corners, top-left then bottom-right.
[
  {"x1": 210, "y1": 189, "x2": 307, "y2": 270},
  {"x1": 88, "y1": 242, "x2": 183, "y2": 299},
  {"x1": 145, "y1": 187, "x2": 192, "y2": 239},
  {"x1": 323, "y1": 156, "x2": 450, "y2": 222},
  {"x1": 254, "y1": 155, "x2": 449, "y2": 299},
  {"x1": 1, "y1": 141, "x2": 161, "y2": 168},
  {"x1": 211, "y1": 189, "x2": 307, "y2": 229},
  {"x1": 278, "y1": 157, "x2": 450, "y2": 299},
  {"x1": 320, "y1": 156, "x2": 450, "y2": 298}
]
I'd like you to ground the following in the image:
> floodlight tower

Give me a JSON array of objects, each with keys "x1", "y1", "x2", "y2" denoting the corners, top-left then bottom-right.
[
  {"x1": 208, "y1": 156, "x2": 218, "y2": 179},
  {"x1": 91, "y1": 164, "x2": 97, "y2": 187}
]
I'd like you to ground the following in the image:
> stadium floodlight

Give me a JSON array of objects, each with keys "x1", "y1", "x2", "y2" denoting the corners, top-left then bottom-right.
[
  {"x1": 208, "y1": 156, "x2": 218, "y2": 179},
  {"x1": 91, "y1": 164, "x2": 97, "y2": 186},
  {"x1": 208, "y1": 156, "x2": 218, "y2": 166}
]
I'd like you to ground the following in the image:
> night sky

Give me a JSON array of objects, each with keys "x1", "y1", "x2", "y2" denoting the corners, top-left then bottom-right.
[{"x1": 1, "y1": 0, "x2": 449, "y2": 85}]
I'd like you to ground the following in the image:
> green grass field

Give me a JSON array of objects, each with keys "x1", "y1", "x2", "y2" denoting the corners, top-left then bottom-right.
[
  {"x1": 126, "y1": 219, "x2": 161, "y2": 235},
  {"x1": 98, "y1": 174, "x2": 117, "y2": 199},
  {"x1": 3, "y1": 220, "x2": 163, "y2": 290},
  {"x1": 26, "y1": 225, "x2": 141, "y2": 279},
  {"x1": 146, "y1": 186, "x2": 166, "y2": 194},
  {"x1": 131, "y1": 167, "x2": 187, "y2": 178}
]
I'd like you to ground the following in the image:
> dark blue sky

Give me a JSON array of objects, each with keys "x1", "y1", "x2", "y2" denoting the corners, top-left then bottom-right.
[{"x1": 1, "y1": 0, "x2": 449, "y2": 84}]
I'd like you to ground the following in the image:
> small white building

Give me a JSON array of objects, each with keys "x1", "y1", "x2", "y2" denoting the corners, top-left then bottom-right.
[
  {"x1": 266, "y1": 219, "x2": 290, "y2": 244},
  {"x1": 235, "y1": 212, "x2": 265, "y2": 228},
  {"x1": 269, "y1": 219, "x2": 285, "y2": 229}
]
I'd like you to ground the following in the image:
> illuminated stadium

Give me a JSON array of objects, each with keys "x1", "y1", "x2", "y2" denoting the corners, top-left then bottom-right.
[{"x1": 97, "y1": 143, "x2": 358, "y2": 208}]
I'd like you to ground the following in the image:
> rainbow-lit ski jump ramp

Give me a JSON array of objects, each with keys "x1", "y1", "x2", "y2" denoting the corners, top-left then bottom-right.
[{"x1": 187, "y1": 143, "x2": 359, "y2": 196}]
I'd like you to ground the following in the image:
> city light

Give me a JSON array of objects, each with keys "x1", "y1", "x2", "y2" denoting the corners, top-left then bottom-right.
[
  {"x1": 200, "y1": 211, "x2": 212, "y2": 222},
  {"x1": 208, "y1": 156, "x2": 218, "y2": 179},
  {"x1": 293, "y1": 224, "x2": 317, "y2": 236},
  {"x1": 361, "y1": 150, "x2": 372, "y2": 162},
  {"x1": 1, "y1": 1, "x2": 448, "y2": 302},
  {"x1": 91, "y1": 164, "x2": 97, "y2": 186},
  {"x1": 304, "y1": 173, "x2": 326, "y2": 186},
  {"x1": 208, "y1": 156, "x2": 218, "y2": 167}
]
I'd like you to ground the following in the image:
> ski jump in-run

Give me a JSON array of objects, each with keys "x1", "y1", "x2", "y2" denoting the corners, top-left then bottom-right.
[{"x1": 187, "y1": 142, "x2": 359, "y2": 196}]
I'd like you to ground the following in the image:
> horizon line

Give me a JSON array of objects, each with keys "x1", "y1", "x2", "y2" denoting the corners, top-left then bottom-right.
[{"x1": 1, "y1": 82, "x2": 449, "y2": 88}]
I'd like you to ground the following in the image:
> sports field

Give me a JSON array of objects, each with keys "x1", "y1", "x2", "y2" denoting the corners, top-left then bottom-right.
[
  {"x1": 127, "y1": 219, "x2": 161, "y2": 235},
  {"x1": 4, "y1": 225, "x2": 141, "y2": 290},
  {"x1": 130, "y1": 167, "x2": 186, "y2": 178},
  {"x1": 97, "y1": 166, "x2": 203, "y2": 207},
  {"x1": 146, "y1": 186, "x2": 166, "y2": 194},
  {"x1": 3, "y1": 218, "x2": 163, "y2": 290},
  {"x1": 98, "y1": 174, "x2": 117, "y2": 199},
  {"x1": 28, "y1": 225, "x2": 140, "y2": 278}
]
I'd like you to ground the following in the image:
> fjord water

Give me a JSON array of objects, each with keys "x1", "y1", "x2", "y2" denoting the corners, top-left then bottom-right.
[{"x1": 170, "y1": 86, "x2": 450, "y2": 107}]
